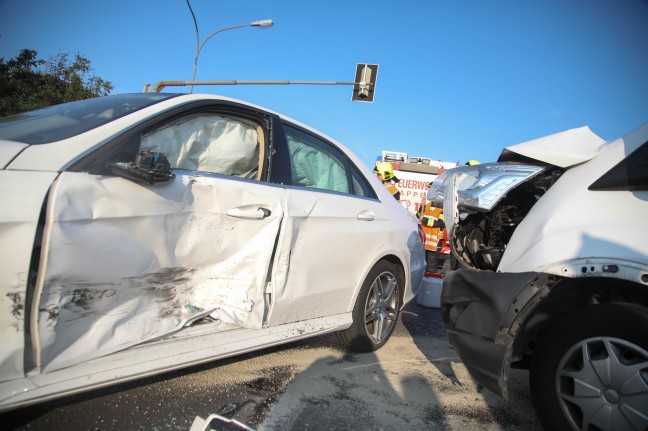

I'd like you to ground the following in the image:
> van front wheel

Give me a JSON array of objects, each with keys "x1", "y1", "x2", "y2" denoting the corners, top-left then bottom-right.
[{"x1": 530, "y1": 303, "x2": 648, "y2": 431}]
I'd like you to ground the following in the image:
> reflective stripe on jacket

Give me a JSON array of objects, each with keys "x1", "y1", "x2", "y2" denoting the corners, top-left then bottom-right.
[
  {"x1": 420, "y1": 203, "x2": 443, "y2": 251},
  {"x1": 386, "y1": 184, "x2": 400, "y2": 200}
]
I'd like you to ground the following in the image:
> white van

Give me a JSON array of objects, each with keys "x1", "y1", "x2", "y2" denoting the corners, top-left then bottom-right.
[{"x1": 429, "y1": 122, "x2": 648, "y2": 431}]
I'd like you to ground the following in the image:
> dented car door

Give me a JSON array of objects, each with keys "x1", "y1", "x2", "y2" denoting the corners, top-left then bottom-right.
[{"x1": 32, "y1": 112, "x2": 285, "y2": 373}]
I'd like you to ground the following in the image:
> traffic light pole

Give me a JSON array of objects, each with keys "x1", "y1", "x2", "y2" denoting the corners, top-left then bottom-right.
[
  {"x1": 150, "y1": 80, "x2": 358, "y2": 93},
  {"x1": 143, "y1": 63, "x2": 378, "y2": 103}
]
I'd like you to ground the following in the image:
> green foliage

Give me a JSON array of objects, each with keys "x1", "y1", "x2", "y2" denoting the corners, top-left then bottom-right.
[{"x1": 0, "y1": 49, "x2": 114, "y2": 116}]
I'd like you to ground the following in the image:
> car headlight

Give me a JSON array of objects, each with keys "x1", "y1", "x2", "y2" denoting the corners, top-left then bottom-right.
[{"x1": 427, "y1": 163, "x2": 547, "y2": 211}]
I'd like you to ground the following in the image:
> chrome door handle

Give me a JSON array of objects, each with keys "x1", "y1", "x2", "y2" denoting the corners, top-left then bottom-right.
[{"x1": 357, "y1": 211, "x2": 375, "y2": 221}]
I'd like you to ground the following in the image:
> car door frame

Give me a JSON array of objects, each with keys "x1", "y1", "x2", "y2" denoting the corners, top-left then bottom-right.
[
  {"x1": 265, "y1": 119, "x2": 403, "y2": 326},
  {"x1": 30, "y1": 100, "x2": 288, "y2": 373}
]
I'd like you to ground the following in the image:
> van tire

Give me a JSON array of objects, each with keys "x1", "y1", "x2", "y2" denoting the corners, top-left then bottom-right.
[{"x1": 530, "y1": 303, "x2": 648, "y2": 431}]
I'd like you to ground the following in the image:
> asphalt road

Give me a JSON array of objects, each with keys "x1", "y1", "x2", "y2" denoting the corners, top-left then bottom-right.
[{"x1": 1, "y1": 301, "x2": 543, "y2": 431}]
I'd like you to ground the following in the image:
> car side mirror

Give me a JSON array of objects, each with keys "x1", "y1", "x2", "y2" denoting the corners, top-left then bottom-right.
[{"x1": 109, "y1": 150, "x2": 175, "y2": 185}]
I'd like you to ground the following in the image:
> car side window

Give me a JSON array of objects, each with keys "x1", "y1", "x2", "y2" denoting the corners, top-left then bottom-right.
[
  {"x1": 350, "y1": 164, "x2": 377, "y2": 198},
  {"x1": 283, "y1": 125, "x2": 350, "y2": 193},
  {"x1": 140, "y1": 114, "x2": 262, "y2": 179}
]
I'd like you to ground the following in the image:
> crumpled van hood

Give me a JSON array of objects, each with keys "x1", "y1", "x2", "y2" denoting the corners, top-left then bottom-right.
[
  {"x1": 497, "y1": 126, "x2": 607, "y2": 168},
  {"x1": 0, "y1": 140, "x2": 28, "y2": 169}
]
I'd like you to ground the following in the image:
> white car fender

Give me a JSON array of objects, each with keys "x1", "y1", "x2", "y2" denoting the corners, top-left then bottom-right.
[
  {"x1": 0, "y1": 170, "x2": 59, "y2": 381},
  {"x1": 498, "y1": 126, "x2": 648, "y2": 277},
  {"x1": 0, "y1": 140, "x2": 28, "y2": 169}
]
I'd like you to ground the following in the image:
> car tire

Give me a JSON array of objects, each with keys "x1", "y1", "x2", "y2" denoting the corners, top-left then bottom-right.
[
  {"x1": 529, "y1": 303, "x2": 648, "y2": 431},
  {"x1": 339, "y1": 261, "x2": 401, "y2": 352}
]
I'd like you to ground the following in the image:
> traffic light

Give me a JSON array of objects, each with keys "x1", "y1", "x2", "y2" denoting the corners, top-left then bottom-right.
[{"x1": 352, "y1": 64, "x2": 378, "y2": 103}]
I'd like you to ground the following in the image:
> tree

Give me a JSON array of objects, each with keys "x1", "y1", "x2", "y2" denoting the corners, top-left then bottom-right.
[{"x1": 0, "y1": 49, "x2": 114, "y2": 116}]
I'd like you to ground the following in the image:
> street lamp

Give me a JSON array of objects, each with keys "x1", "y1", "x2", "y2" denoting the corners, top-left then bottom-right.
[{"x1": 186, "y1": 1, "x2": 273, "y2": 92}]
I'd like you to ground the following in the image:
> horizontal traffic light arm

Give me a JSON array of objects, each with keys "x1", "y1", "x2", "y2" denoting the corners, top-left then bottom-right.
[{"x1": 151, "y1": 80, "x2": 373, "y2": 93}]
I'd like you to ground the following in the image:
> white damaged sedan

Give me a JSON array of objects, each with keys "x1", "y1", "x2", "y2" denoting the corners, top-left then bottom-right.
[{"x1": 0, "y1": 93, "x2": 425, "y2": 411}]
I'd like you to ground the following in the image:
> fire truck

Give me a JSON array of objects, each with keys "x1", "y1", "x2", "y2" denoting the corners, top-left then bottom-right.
[
  {"x1": 377, "y1": 151, "x2": 459, "y2": 307},
  {"x1": 378, "y1": 151, "x2": 458, "y2": 215}
]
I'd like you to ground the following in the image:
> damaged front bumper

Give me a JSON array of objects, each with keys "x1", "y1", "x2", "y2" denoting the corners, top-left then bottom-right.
[{"x1": 440, "y1": 269, "x2": 550, "y2": 398}]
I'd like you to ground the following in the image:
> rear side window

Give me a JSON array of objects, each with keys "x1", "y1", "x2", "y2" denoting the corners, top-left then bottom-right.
[
  {"x1": 350, "y1": 164, "x2": 377, "y2": 198},
  {"x1": 283, "y1": 126, "x2": 350, "y2": 193}
]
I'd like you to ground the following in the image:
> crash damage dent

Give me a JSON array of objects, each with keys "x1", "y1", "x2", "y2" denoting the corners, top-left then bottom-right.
[
  {"x1": 0, "y1": 171, "x2": 58, "y2": 382},
  {"x1": 268, "y1": 190, "x2": 399, "y2": 325},
  {"x1": 441, "y1": 269, "x2": 551, "y2": 398},
  {"x1": 542, "y1": 257, "x2": 648, "y2": 285},
  {"x1": 497, "y1": 126, "x2": 606, "y2": 168},
  {"x1": 268, "y1": 192, "x2": 317, "y2": 304},
  {"x1": 33, "y1": 172, "x2": 283, "y2": 373}
]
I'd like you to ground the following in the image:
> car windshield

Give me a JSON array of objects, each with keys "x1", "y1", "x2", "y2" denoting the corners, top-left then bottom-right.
[{"x1": 0, "y1": 93, "x2": 180, "y2": 145}]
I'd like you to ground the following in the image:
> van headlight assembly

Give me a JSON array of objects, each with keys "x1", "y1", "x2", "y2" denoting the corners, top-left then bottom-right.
[{"x1": 427, "y1": 163, "x2": 547, "y2": 212}]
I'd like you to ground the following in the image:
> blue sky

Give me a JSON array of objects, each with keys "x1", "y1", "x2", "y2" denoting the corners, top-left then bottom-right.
[{"x1": 1, "y1": 0, "x2": 647, "y2": 168}]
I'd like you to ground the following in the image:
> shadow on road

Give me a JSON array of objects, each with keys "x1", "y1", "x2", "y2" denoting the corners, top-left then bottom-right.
[
  {"x1": 259, "y1": 347, "x2": 447, "y2": 430},
  {"x1": 400, "y1": 298, "x2": 542, "y2": 430}
]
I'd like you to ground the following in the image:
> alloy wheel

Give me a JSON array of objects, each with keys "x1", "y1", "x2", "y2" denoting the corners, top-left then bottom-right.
[{"x1": 363, "y1": 271, "x2": 399, "y2": 344}]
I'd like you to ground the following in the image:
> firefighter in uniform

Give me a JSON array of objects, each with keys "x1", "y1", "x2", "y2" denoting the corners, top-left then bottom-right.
[
  {"x1": 373, "y1": 161, "x2": 401, "y2": 200},
  {"x1": 417, "y1": 197, "x2": 445, "y2": 274}
]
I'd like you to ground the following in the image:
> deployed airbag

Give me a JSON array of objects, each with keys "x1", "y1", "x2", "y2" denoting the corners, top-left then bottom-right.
[{"x1": 141, "y1": 114, "x2": 259, "y2": 178}]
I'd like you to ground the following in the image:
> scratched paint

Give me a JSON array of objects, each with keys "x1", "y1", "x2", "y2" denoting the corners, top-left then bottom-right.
[
  {"x1": 35, "y1": 171, "x2": 284, "y2": 372},
  {"x1": 0, "y1": 170, "x2": 58, "y2": 381},
  {"x1": 6, "y1": 292, "x2": 23, "y2": 320}
]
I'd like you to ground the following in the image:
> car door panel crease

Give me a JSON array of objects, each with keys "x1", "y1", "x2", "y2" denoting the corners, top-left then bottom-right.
[{"x1": 33, "y1": 172, "x2": 284, "y2": 373}]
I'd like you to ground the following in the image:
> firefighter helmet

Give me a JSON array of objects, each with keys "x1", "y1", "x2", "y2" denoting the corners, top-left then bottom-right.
[{"x1": 374, "y1": 161, "x2": 397, "y2": 181}]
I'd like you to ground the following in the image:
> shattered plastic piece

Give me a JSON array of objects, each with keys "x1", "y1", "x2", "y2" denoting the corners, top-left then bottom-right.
[
  {"x1": 219, "y1": 403, "x2": 237, "y2": 415},
  {"x1": 189, "y1": 414, "x2": 256, "y2": 431}
]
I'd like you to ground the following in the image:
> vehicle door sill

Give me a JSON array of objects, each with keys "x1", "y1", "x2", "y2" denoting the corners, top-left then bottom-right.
[{"x1": 0, "y1": 313, "x2": 353, "y2": 413}]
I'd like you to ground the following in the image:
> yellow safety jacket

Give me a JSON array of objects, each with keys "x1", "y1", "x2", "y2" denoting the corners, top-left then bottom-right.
[
  {"x1": 419, "y1": 203, "x2": 444, "y2": 251},
  {"x1": 386, "y1": 183, "x2": 400, "y2": 200}
]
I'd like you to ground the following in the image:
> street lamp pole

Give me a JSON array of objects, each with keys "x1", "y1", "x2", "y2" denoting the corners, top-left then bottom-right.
[{"x1": 186, "y1": 0, "x2": 272, "y2": 93}]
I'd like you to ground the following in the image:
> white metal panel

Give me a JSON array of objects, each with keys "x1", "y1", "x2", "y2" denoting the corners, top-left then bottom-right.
[
  {"x1": 33, "y1": 171, "x2": 284, "y2": 372},
  {"x1": 0, "y1": 140, "x2": 28, "y2": 169},
  {"x1": 500, "y1": 123, "x2": 648, "y2": 273},
  {"x1": 501, "y1": 126, "x2": 606, "y2": 168},
  {"x1": 392, "y1": 169, "x2": 437, "y2": 214},
  {"x1": 268, "y1": 188, "x2": 420, "y2": 325},
  {"x1": 0, "y1": 171, "x2": 57, "y2": 381}
]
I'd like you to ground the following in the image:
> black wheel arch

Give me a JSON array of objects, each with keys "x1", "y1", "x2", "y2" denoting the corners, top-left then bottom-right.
[
  {"x1": 510, "y1": 276, "x2": 648, "y2": 370},
  {"x1": 379, "y1": 254, "x2": 406, "y2": 306}
]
